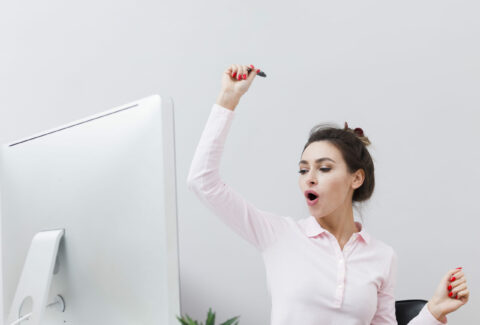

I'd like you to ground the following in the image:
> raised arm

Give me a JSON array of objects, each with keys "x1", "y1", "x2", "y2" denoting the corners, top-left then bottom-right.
[{"x1": 186, "y1": 64, "x2": 288, "y2": 252}]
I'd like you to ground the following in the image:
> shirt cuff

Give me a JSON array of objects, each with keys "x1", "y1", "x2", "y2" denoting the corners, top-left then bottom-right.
[
  {"x1": 213, "y1": 103, "x2": 235, "y2": 115},
  {"x1": 421, "y1": 304, "x2": 448, "y2": 324}
]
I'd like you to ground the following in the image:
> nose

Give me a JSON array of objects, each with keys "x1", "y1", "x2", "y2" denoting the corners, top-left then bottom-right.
[{"x1": 306, "y1": 172, "x2": 317, "y2": 185}]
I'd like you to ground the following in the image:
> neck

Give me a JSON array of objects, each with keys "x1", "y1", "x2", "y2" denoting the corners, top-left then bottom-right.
[{"x1": 314, "y1": 200, "x2": 357, "y2": 245}]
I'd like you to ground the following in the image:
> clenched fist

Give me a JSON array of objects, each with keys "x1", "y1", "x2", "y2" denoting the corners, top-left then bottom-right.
[
  {"x1": 427, "y1": 267, "x2": 469, "y2": 322},
  {"x1": 216, "y1": 64, "x2": 261, "y2": 111}
]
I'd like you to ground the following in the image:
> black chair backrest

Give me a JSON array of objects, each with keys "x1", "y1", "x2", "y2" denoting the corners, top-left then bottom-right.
[{"x1": 395, "y1": 299, "x2": 427, "y2": 325}]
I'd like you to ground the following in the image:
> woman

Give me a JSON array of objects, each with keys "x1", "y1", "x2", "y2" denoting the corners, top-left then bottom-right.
[{"x1": 186, "y1": 64, "x2": 469, "y2": 324}]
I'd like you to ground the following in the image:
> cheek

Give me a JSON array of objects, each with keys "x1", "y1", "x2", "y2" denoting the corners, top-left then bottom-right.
[{"x1": 321, "y1": 175, "x2": 347, "y2": 197}]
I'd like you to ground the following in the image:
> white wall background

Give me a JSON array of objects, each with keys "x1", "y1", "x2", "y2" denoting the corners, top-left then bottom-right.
[{"x1": 1, "y1": 0, "x2": 478, "y2": 324}]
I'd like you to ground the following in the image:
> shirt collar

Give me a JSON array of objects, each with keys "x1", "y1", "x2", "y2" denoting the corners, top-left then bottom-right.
[{"x1": 302, "y1": 215, "x2": 371, "y2": 245}]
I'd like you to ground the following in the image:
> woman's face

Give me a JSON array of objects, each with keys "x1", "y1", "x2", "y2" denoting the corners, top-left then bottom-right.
[{"x1": 298, "y1": 140, "x2": 363, "y2": 217}]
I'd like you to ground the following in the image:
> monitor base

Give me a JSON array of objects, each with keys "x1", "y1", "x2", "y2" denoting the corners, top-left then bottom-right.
[{"x1": 6, "y1": 229, "x2": 65, "y2": 325}]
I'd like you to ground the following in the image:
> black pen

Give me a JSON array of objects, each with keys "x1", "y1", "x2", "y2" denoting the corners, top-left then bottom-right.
[{"x1": 247, "y1": 67, "x2": 267, "y2": 77}]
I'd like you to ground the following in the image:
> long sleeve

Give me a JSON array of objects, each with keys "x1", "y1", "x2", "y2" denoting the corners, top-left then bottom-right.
[
  {"x1": 371, "y1": 251, "x2": 447, "y2": 325},
  {"x1": 186, "y1": 103, "x2": 287, "y2": 252}
]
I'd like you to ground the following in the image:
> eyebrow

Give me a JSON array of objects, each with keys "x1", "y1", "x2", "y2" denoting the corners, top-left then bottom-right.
[{"x1": 298, "y1": 158, "x2": 336, "y2": 165}]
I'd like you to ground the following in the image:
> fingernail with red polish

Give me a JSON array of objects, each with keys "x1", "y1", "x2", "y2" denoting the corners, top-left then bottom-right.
[
  {"x1": 448, "y1": 292, "x2": 453, "y2": 297},
  {"x1": 243, "y1": 74, "x2": 246, "y2": 79},
  {"x1": 450, "y1": 276, "x2": 456, "y2": 282},
  {"x1": 448, "y1": 284, "x2": 452, "y2": 290}
]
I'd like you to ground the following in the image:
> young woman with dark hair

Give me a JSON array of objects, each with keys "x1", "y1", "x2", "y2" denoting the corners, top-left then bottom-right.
[{"x1": 187, "y1": 64, "x2": 469, "y2": 325}]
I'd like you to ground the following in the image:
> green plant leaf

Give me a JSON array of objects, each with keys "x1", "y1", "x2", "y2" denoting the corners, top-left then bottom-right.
[
  {"x1": 176, "y1": 315, "x2": 190, "y2": 325},
  {"x1": 206, "y1": 307, "x2": 216, "y2": 325},
  {"x1": 177, "y1": 309, "x2": 240, "y2": 325},
  {"x1": 219, "y1": 315, "x2": 240, "y2": 325},
  {"x1": 184, "y1": 313, "x2": 198, "y2": 325}
]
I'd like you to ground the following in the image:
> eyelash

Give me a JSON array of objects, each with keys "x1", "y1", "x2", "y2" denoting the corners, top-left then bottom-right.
[{"x1": 298, "y1": 168, "x2": 331, "y2": 175}]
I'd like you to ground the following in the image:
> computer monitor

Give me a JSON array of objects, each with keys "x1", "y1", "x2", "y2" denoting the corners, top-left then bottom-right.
[{"x1": 0, "y1": 94, "x2": 181, "y2": 325}]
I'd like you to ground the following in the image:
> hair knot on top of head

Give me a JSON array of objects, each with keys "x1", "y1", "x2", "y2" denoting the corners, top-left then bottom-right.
[{"x1": 344, "y1": 122, "x2": 371, "y2": 146}]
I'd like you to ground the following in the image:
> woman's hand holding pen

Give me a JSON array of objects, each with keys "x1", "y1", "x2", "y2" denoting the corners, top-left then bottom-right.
[{"x1": 216, "y1": 64, "x2": 263, "y2": 111}]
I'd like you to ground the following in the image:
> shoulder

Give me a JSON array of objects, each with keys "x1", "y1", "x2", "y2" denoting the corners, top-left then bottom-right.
[
  {"x1": 367, "y1": 236, "x2": 398, "y2": 274},
  {"x1": 369, "y1": 236, "x2": 396, "y2": 258}
]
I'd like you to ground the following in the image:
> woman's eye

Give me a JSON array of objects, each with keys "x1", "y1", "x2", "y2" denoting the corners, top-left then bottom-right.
[{"x1": 298, "y1": 168, "x2": 331, "y2": 174}]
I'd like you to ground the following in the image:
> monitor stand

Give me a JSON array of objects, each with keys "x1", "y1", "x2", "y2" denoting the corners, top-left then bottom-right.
[{"x1": 6, "y1": 229, "x2": 65, "y2": 325}]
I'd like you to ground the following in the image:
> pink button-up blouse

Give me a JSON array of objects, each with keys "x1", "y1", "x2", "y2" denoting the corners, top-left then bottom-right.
[{"x1": 186, "y1": 103, "x2": 447, "y2": 325}]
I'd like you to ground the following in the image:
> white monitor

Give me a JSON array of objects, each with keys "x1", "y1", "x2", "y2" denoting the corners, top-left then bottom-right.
[{"x1": 0, "y1": 94, "x2": 181, "y2": 325}]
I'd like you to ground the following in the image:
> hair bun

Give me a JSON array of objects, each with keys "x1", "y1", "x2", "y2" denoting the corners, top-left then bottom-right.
[{"x1": 344, "y1": 122, "x2": 371, "y2": 146}]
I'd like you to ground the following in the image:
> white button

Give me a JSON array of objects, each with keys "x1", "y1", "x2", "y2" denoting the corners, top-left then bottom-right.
[{"x1": 339, "y1": 259, "x2": 344, "y2": 264}]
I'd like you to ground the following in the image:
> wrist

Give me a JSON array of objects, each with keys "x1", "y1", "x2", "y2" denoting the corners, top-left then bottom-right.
[
  {"x1": 216, "y1": 90, "x2": 240, "y2": 111},
  {"x1": 427, "y1": 301, "x2": 447, "y2": 323}
]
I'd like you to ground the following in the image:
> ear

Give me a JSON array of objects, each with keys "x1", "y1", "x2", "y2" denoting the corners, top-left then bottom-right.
[{"x1": 352, "y1": 169, "x2": 365, "y2": 190}]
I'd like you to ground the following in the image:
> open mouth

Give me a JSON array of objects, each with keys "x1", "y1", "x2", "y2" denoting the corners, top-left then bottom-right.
[
  {"x1": 307, "y1": 193, "x2": 318, "y2": 201},
  {"x1": 306, "y1": 192, "x2": 320, "y2": 206}
]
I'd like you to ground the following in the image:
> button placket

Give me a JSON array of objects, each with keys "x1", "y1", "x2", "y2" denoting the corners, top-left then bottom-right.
[
  {"x1": 330, "y1": 235, "x2": 347, "y2": 307},
  {"x1": 338, "y1": 259, "x2": 345, "y2": 284},
  {"x1": 335, "y1": 255, "x2": 346, "y2": 305}
]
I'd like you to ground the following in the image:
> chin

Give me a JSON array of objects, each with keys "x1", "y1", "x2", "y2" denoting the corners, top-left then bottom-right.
[{"x1": 308, "y1": 206, "x2": 321, "y2": 213}]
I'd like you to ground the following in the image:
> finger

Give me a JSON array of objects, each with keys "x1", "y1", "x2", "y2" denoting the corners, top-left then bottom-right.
[
  {"x1": 446, "y1": 268, "x2": 462, "y2": 281},
  {"x1": 243, "y1": 65, "x2": 249, "y2": 79},
  {"x1": 228, "y1": 64, "x2": 238, "y2": 77},
  {"x1": 233, "y1": 64, "x2": 240, "y2": 80},
  {"x1": 245, "y1": 64, "x2": 254, "y2": 76},
  {"x1": 235, "y1": 64, "x2": 242, "y2": 80},
  {"x1": 448, "y1": 270, "x2": 464, "y2": 283},
  {"x1": 454, "y1": 270, "x2": 464, "y2": 278},
  {"x1": 234, "y1": 64, "x2": 241, "y2": 80},
  {"x1": 238, "y1": 65, "x2": 245, "y2": 80},
  {"x1": 247, "y1": 64, "x2": 257, "y2": 80},
  {"x1": 451, "y1": 277, "x2": 467, "y2": 290},
  {"x1": 451, "y1": 282, "x2": 467, "y2": 296},
  {"x1": 455, "y1": 288, "x2": 469, "y2": 300}
]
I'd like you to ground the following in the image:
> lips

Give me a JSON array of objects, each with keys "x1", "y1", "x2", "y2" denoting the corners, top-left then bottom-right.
[{"x1": 304, "y1": 190, "x2": 319, "y2": 206}]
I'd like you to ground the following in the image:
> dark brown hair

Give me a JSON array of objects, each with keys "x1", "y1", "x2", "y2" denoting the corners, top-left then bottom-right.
[{"x1": 301, "y1": 122, "x2": 375, "y2": 203}]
